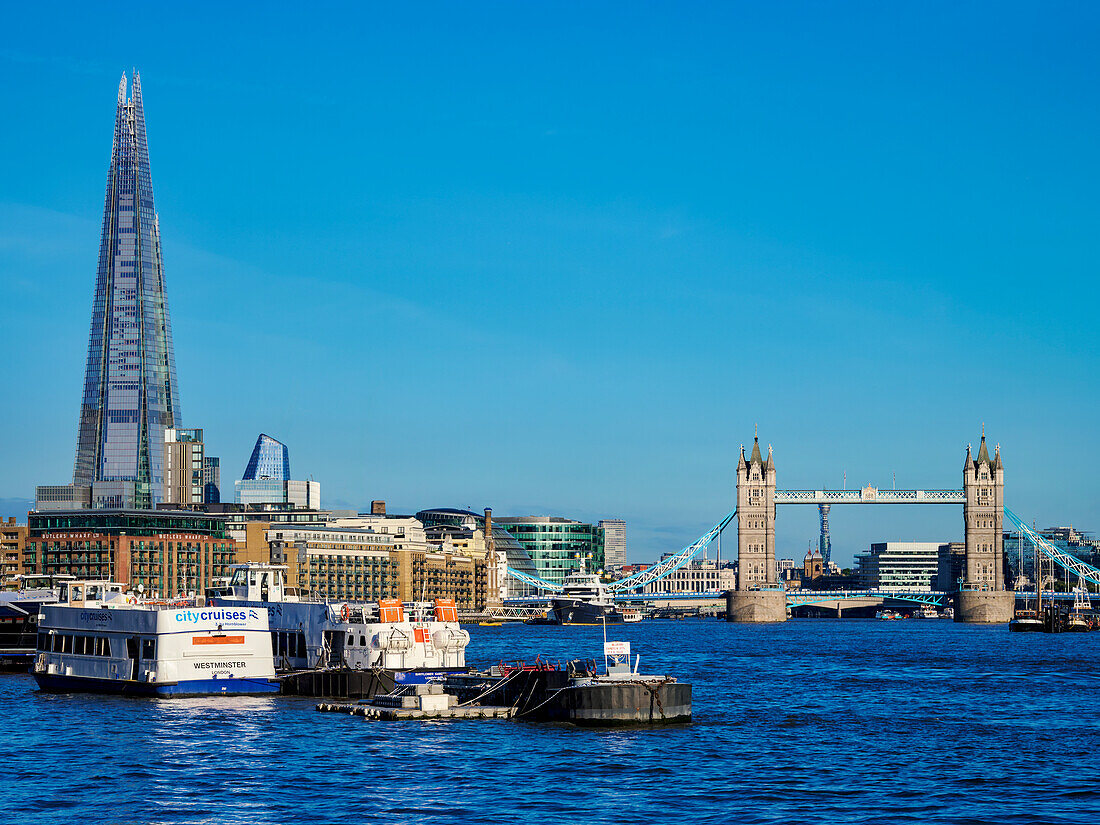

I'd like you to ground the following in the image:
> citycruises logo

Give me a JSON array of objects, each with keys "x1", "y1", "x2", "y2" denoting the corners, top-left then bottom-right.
[{"x1": 174, "y1": 609, "x2": 257, "y2": 625}]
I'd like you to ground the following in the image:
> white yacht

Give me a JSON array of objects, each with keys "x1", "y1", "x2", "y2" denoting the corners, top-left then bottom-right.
[{"x1": 550, "y1": 571, "x2": 624, "y2": 626}]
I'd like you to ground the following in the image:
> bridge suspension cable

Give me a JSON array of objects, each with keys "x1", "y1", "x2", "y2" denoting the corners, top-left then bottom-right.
[
  {"x1": 505, "y1": 566, "x2": 563, "y2": 593},
  {"x1": 608, "y1": 509, "x2": 736, "y2": 593},
  {"x1": 505, "y1": 509, "x2": 737, "y2": 594},
  {"x1": 1004, "y1": 508, "x2": 1100, "y2": 586}
]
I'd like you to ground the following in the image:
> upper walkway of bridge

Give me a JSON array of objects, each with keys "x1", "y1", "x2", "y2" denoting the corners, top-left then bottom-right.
[{"x1": 775, "y1": 489, "x2": 965, "y2": 504}]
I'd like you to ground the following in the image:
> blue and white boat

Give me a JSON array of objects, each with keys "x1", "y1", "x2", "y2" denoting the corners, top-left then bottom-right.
[{"x1": 33, "y1": 580, "x2": 279, "y2": 696}]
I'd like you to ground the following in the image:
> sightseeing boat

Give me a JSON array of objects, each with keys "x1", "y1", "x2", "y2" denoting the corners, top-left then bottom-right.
[{"x1": 33, "y1": 579, "x2": 279, "y2": 696}]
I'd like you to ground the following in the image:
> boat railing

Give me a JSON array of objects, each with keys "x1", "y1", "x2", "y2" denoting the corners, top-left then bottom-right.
[{"x1": 494, "y1": 654, "x2": 562, "y2": 676}]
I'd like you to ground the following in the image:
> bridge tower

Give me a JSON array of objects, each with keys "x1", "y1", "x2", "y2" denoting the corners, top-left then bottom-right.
[
  {"x1": 956, "y1": 428, "x2": 1014, "y2": 623},
  {"x1": 726, "y1": 433, "x2": 787, "y2": 622}
]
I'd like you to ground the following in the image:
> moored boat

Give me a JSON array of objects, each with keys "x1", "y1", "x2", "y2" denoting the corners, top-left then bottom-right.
[
  {"x1": 550, "y1": 571, "x2": 623, "y2": 626},
  {"x1": 1066, "y1": 584, "x2": 1092, "y2": 632},
  {"x1": 34, "y1": 579, "x2": 279, "y2": 696},
  {"x1": 0, "y1": 574, "x2": 74, "y2": 672},
  {"x1": 1066, "y1": 615, "x2": 1091, "y2": 632},
  {"x1": 211, "y1": 564, "x2": 472, "y2": 697},
  {"x1": 444, "y1": 639, "x2": 690, "y2": 725},
  {"x1": 1008, "y1": 609, "x2": 1044, "y2": 632}
]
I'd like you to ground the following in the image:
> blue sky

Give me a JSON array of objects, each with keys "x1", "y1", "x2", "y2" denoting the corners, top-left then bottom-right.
[{"x1": 1, "y1": 2, "x2": 1098, "y2": 564}]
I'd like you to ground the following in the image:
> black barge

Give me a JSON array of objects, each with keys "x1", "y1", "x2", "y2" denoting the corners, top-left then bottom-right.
[{"x1": 444, "y1": 661, "x2": 691, "y2": 725}]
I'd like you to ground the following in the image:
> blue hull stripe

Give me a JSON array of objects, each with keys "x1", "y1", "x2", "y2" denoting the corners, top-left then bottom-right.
[{"x1": 34, "y1": 673, "x2": 280, "y2": 697}]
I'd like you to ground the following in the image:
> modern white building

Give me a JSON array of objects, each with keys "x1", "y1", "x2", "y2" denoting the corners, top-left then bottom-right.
[
  {"x1": 235, "y1": 479, "x2": 321, "y2": 509},
  {"x1": 854, "y1": 542, "x2": 943, "y2": 591}
]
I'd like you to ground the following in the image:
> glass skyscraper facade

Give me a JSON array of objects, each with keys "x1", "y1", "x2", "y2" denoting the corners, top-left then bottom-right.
[
  {"x1": 235, "y1": 433, "x2": 318, "y2": 507},
  {"x1": 242, "y1": 434, "x2": 291, "y2": 481},
  {"x1": 72, "y1": 72, "x2": 181, "y2": 509}
]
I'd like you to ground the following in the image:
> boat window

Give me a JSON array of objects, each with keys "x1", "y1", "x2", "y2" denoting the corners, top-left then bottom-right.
[
  {"x1": 360, "y1": 635, "x2": 366, "y2": 647},
  {"x1": 141, "y1": 638, "x2": 156, "y2": 659},
  {"x1": 61, "y1": 635, "x2": 73, "y2": 654},
  {"x1": 37, "y1": 633, "x2": 47, "y2": 651},
  {"x1": 347, "y1": 634, "x2": 354, "y2": 646},
  {"x1": 74, "y1": 635, "x2": 87, "y2": 655}
]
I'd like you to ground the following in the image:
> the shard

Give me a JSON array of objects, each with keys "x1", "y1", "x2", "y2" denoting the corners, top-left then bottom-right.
[{"x1": 72, "y1": 71, "x2": 181, "y2": 509}]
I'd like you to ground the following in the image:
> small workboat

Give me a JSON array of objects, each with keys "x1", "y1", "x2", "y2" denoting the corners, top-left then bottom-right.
[
  {"x1": 1066, "y1": 584, "x2": 1091, "y2": 632},
  {"x1": 1066, "y1": 615, "x2": 1091, "y2": 632},
  {"x1": 1008, "y1": 609, "x2": 1044, "y2": 632}
]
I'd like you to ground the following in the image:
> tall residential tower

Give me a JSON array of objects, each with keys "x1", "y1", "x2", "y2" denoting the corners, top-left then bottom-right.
[{"x1": 72, "y1": 71, "x2": 181, "y2": 509}]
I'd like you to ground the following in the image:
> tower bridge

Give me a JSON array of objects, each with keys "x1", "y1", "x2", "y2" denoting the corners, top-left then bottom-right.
[
  {"x1": 503, "y1": 427, "x2": 1093, "y2": 625},
  {"x1": 727, "y1": 428, "x2": 1009, "y2": 623}
]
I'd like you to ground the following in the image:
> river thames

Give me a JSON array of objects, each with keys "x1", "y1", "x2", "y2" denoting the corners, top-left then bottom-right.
[{"x1": 2, "y1": 619, "x2": 1098, "y2": 824}]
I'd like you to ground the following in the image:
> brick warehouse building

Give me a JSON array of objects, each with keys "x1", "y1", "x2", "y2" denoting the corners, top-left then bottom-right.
[{"x1": 22, "y1": 510, "x2": 235, "y2": 597}]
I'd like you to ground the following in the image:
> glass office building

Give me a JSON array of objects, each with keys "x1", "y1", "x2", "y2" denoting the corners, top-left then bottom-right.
[
  {"x1": 203, "y1": 457, "x2": 221, "y2": 504},
  {"x1": 495, "y1": 517, "x2": 605, "y2": 587},
  {"x1": 72, "y1": 72, "x2": 181, "y2": 509},
  {"x1": 242, "y1": 434, "x2": 291, "y2": 481}
]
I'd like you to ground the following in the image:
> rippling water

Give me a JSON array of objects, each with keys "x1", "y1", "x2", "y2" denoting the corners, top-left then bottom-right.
[{"x1": 3, "y1": 619, "x2": 1099, "y2": 824}]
